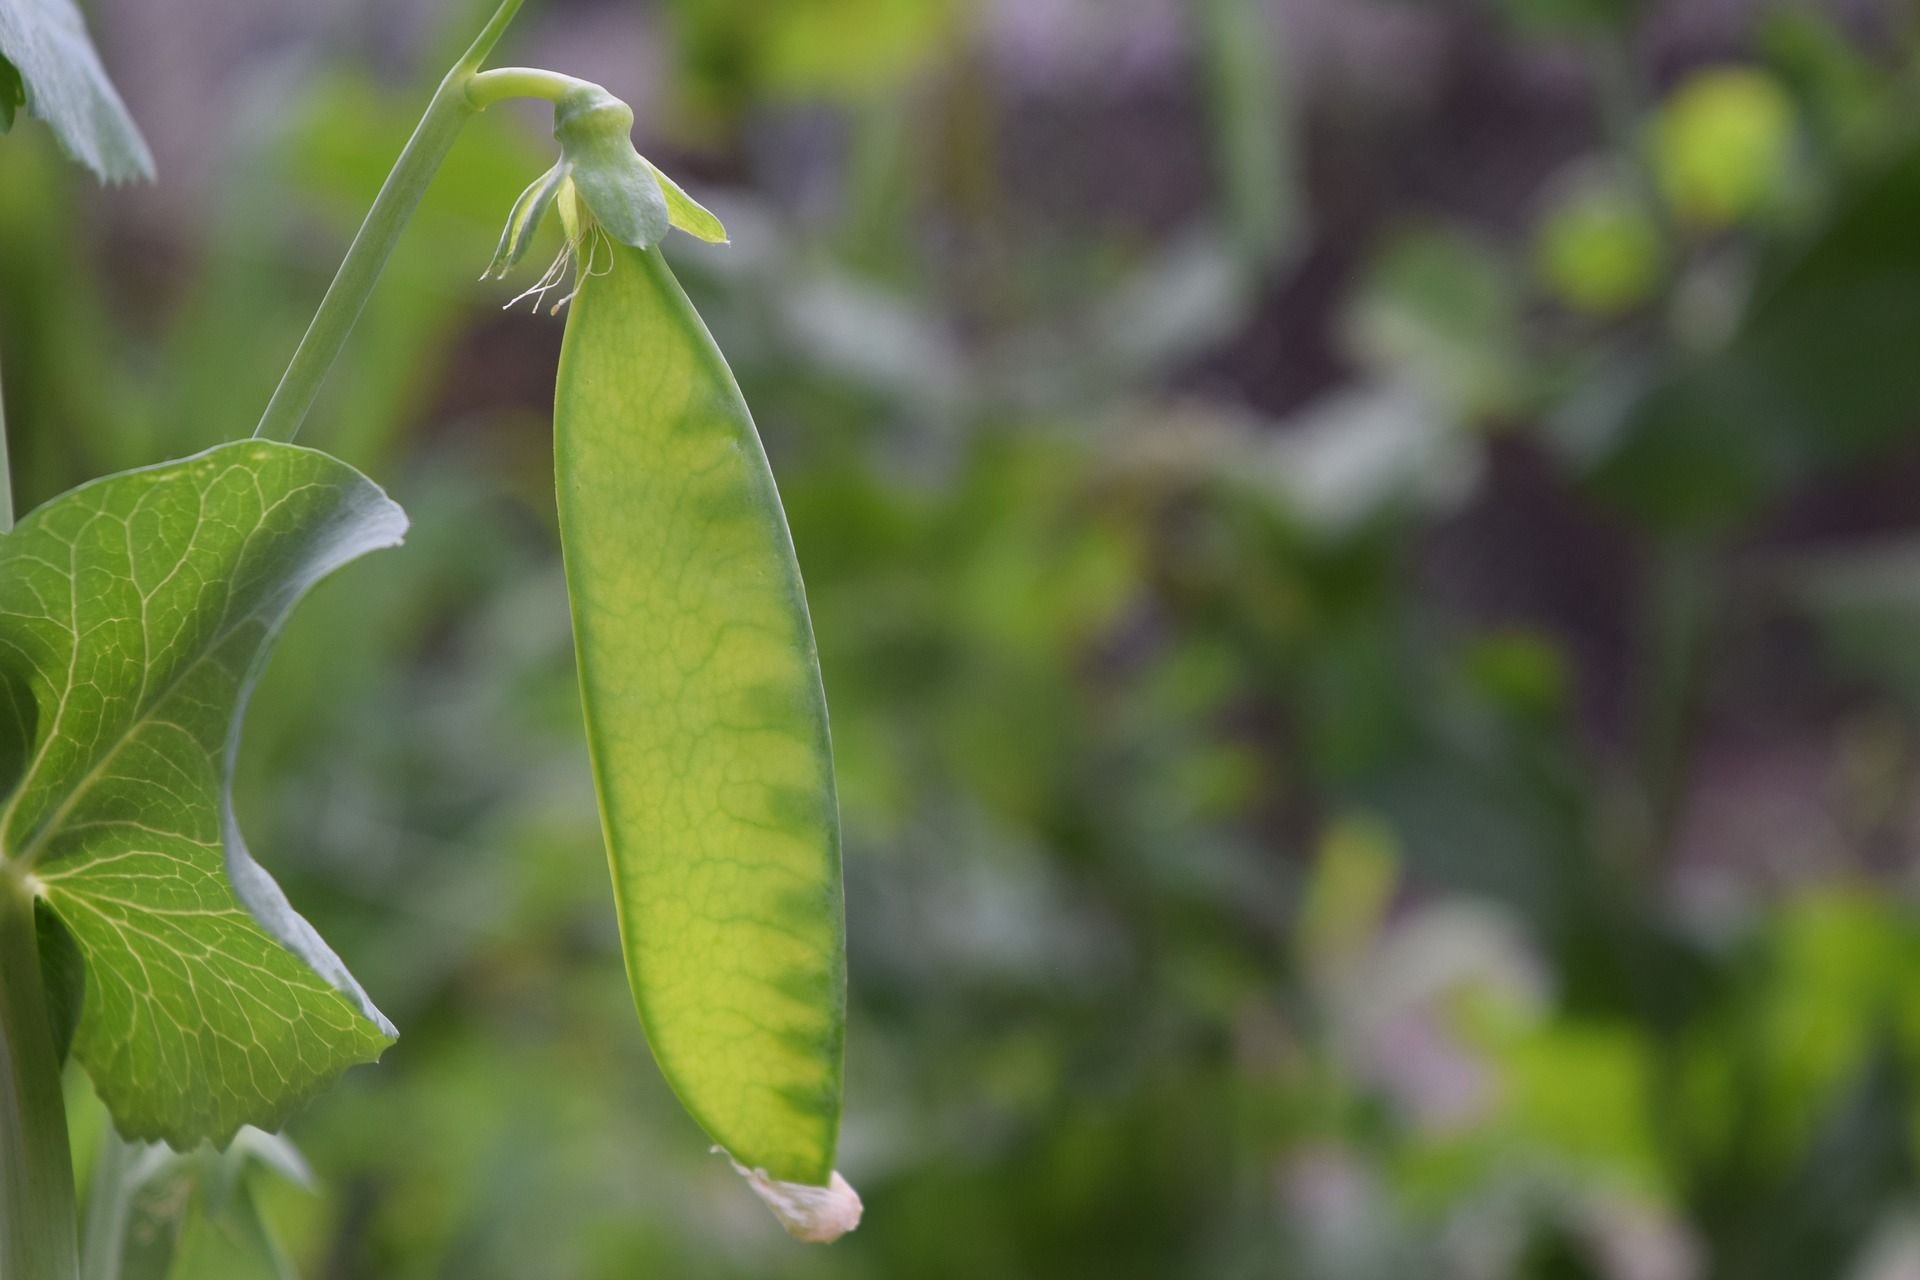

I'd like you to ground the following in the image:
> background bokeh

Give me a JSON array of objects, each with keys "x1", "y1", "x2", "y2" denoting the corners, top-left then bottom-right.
[{"x1": 9, "y1": 0, "x2": 1920, "y2": 1276}]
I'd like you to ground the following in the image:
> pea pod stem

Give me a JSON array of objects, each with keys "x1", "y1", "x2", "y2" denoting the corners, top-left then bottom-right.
[
  {"x1": 467, "y1": 67, "x2": 596, "y2": 110},
  {"x1": 253, "y1": 0, "x2": 530, "y2": 443}
]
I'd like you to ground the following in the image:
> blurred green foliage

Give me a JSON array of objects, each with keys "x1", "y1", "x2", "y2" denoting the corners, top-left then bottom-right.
[
  {"x1": 1653, "y1": 68, "x2": 1794, "y2": 229},
  {"x1": 1534, "y1": 166, "x2": 1664, "y2": 317},
  {"x1": 13, "y1": 0, "x2": 1920, "y2": 1277}
]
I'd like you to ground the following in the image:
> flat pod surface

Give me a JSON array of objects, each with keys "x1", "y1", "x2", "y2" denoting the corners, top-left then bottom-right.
[{"x1": 553, "y1": 241, "x2": 845, "y2": 1186}]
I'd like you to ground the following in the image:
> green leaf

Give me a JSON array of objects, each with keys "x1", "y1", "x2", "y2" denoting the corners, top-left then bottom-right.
[
  {"x1": 0, "y1": 0, "x2": 153, "y2": 181},
  {"x1": 0, "y1": 441, "x2": 404, "y2": 1147},
  {"x1": 33, "y1": 899, "x2": 82, "y2": 1063},
  {"x1": 554, "y1": 245, "x2": 850, "y2": 1200}
]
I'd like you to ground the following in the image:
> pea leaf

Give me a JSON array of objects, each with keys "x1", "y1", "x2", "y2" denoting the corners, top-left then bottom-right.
[
  {"x1": 0, "y1": 441, "x2": 404, "y2": 1147},
  {"x1": 0, "y1": 0, "x2": 153, "y2": 181},
  {"x1": 34, "y1": 899, "x2": 83, "y2": 1062}
]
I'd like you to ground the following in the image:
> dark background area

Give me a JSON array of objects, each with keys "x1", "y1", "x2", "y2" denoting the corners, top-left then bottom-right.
[{"x1": 11, "y1": 0, "x2": 1920, "y2": 1276}]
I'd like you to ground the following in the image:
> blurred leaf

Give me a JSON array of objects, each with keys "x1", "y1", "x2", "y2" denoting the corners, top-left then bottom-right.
[
  {"x1": 87, "y1": 1126, "x2": 313, "y2": 1280},
  {"x1": 1496, "y1": 1020, "x2": 1664, "y2": 1190},
  {"x1": 1253, "y1": 385, "x2": 1482, "y2": 540},
  {"x1": 1761, "y1": 10, "x2": 1886, "y2": 162},
  {"x1": 1756, "y1": 893, "x2": 1913, "y2": 1162},
  {"x1": 1581, "y1": 359, "x2": 1789, "y2": 528},
  {"x1": 1460, "y1": 631, "x2": 1570, "y2": 724},
  {"x1": 1717, "y1": 137, "x2": 1920, "y2": 463},
  {"x1": 1298, "y1": 815, "x2": 1399, "y2": 984},
  {"x1": 775, "y1": 270, "x2": 965, "y2": 412},
  {"x1": 1851, "y1": 1213, "x2": 1920, "y2": 1280},
  {"x1": 163, "y1": 1143, "x2": 304, "y2": 1280},
  {"x1": 1342, "y1": 226, "x2": 1527, "y2": 418},
  {"x1": 1534, "y1": 164, "x2": 1664, "y2": 315},
  {"x1": 2, "y1": 443, "x2": 402, "y2": 1147},
  {"x1": 0, "y1": 0, "x2": 151, "y2": 181},
  {"x1": 1654, "y1": 67, "x2": 1796, "y2": 229},
  {"x1": 1518, "y1": 1222, "x2": 1607, "y2": 1280},
  {"x1": 1781, "y1": 539, "x2": 1920, "y2": 701},
  {"x1": 1494, "y1": 0, "x2": 1645, "y2": 36},
  {"x1": 0, "y1": 55, "x2": 22, "y2": 132},
  {"x1": 1708, "y1": 1038, "x2": 1916, "y2": 1279},
  {"x1": 668, "y1": 0, "x2": 963, "y2": 118},
  {"x1": 1594, "y1": 133, "x2": 1920, "y2": 527},
  {"x1": 1086, "y1": 234, "x2": 1256, "y2": 388}
]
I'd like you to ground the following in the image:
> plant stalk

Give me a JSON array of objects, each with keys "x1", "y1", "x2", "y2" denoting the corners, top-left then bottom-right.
[
  {"x1": 0, "y1": 350, "x2": 14, "y2": 532},
  {"x1": 1635, "y1": 536, "x2": 1714, "y2": 871},
  {"x1": 0, "y1": 872, "x2": 79, "y2": 1280},
  {"x1": 253, "y1": 0, "x2": 528, "y2": 443},
  {"x1": 1195, "y1": 0, "x2": 1298, "y2": 269},
  {"x1": 79, "y1": 1126, "x2": 141, "y2": 1280}
]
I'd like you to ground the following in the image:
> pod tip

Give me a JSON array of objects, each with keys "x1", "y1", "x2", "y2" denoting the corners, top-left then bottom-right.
[{"x1": 716, "y1": 1148, "x2": 863, "y2": 1243}]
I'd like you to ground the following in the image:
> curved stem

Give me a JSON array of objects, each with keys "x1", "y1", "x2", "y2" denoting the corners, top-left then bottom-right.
[
  {"x1": 253, "y1": 0, "x2": 529, "y2": 443},
  {"x1": 0, "y1": 872, "x2": 78, "y2": 1280},
  {"x1": 467, "y1": 66, "x2": 594, "y2": 110}
]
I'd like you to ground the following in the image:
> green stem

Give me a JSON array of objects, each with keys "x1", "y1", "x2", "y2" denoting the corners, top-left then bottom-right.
[
  {"x1": 1587, "y1": 33, "x2": 1678, "y2": 268},
  {"x1": 78, "y1": 1126, "x2": 140, "y2": 1280},
  {"x1": 467, "y1": 66, "x2": 593, "y2": 110},
  {"x1": 0, "y1": 871, "x2": 79, "y2": 1280},
  {"x1": 1636, "y1": 536, "x2": 1714, "y2": 868},
  {"x1": 252, "y1": 0, "x2": 528, "y2": 443},
  {"x1": 1195, "y1": 0, "x2": 1297, "y2": 269},
  {"x1": 0, "y1": 349, "x2": 13, "y2": 532}
]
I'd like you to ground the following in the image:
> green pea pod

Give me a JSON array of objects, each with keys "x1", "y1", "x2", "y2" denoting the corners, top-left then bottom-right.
[{"x1": 553, "y1": 240, "x2": 858, "y2": 1241}]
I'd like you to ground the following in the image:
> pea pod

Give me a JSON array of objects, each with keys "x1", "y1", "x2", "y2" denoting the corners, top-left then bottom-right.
[{"x1": 553, "y1": 237, "x2": 856, "y2": 1238}]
